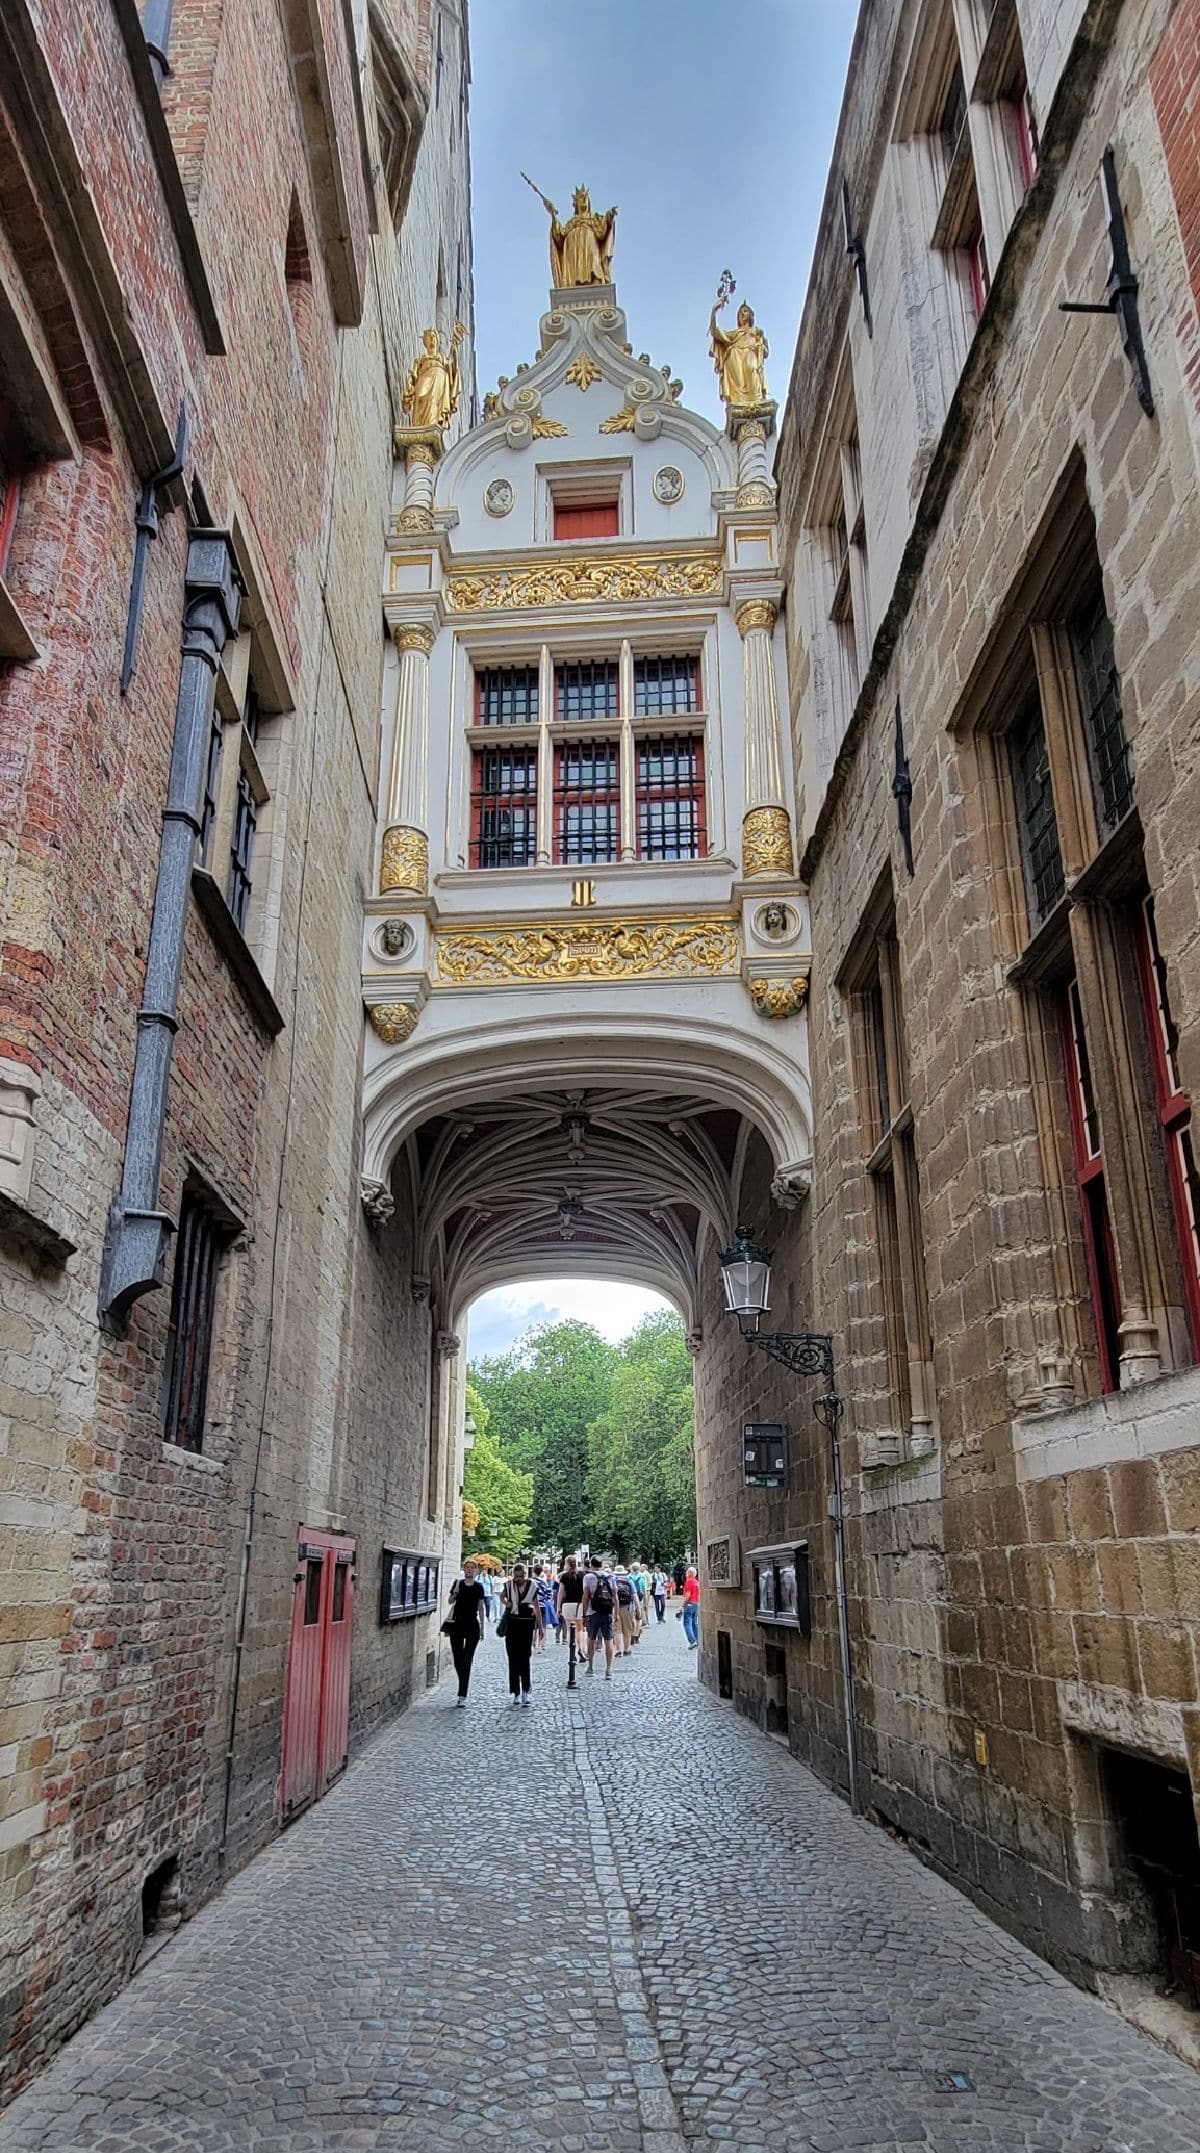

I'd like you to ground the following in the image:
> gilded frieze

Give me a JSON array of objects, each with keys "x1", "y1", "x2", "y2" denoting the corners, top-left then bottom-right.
[
  {"x1": 435, "y1": 917, "x2": 740, "y2": 986},
  {"x1": 445, "y1": 554, "x2": 722, "y2": 612}
]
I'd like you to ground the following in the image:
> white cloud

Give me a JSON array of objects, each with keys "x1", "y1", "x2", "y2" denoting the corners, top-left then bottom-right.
[{"x1": 467, "y1": 1279, "x2": 669, "y2": 1362}]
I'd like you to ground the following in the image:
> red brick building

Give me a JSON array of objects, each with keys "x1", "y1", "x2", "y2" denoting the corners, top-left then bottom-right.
[{"x1": 0, "y1": 0, "x2": 472, "y2": 2092}]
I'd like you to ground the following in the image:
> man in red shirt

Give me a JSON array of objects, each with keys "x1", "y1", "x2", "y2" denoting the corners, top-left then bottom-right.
[{"x1": 681, "y1": 1566, "x2": 700, "y2": 1649}]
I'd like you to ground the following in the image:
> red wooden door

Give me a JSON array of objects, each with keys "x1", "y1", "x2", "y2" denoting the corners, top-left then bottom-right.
[{"x1": 280, "y1": 1529, "x2": 355, "y2": 1820}]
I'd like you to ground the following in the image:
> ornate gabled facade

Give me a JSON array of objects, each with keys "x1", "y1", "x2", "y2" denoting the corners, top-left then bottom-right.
[{"x1": 360, "y1": 253, "x2": 814, "y2": 1338}]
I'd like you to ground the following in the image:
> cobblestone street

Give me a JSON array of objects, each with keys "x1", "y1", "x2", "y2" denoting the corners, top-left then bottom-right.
[{"x1": 2, "y1": 1619, "x2": 1197, "y2": 2153}]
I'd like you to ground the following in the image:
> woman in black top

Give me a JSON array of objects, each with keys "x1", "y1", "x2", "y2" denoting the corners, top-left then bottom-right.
[
  {"x1": 446, "y1": 1559, "x2": 487, "y2": 1706},
  {"x1": 500, "y1": 1563, "x2": 543, "y2": 1706},
  {"x1": 556, "y1": 1554, "x2": 585, "y2": 1655}
]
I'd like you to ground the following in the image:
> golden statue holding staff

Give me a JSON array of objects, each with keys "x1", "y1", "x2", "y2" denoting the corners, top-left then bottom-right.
[
  {"x1": 522, "y1": 174, "x2": 617, "y2": 288},
  {"x1": 402, "y1": 322, "x2": 466, "y2": 431},
  {"x1": 709, "y1": 270, "x2": 770, "y2": 408}
]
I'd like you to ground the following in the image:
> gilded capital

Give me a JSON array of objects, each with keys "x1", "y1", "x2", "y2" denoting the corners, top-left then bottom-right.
[
  {"x1": 735, "y1": 481, "x2": 775, "y2": 510},
  {"x1": 742, "y1": 806, "x2": 794, "y2": 878},
  {"x1": 736, "y1": 598, "x2": 778, "y2": 637},
  {"x1": 380, "y1": 823, "x2": 429, "y2": 894},
  {"x1": 367, "y1": 1001, "x2": 420, "y2": 1045},
  {"x1": 405, "y1": 441, "x2": 437, "y2": 467},
  {"x1": 748, "y1": 976, "x2": 808, "y2": 1020},
  {"x1": 395, "y1": 505, "x2": 434, "y2": 534},
  {"x1": 392, "y1": 623, "x2": 435, "y2": 657}
]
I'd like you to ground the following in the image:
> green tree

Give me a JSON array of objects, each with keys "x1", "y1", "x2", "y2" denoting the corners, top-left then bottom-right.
[
  {"x1": 461, "y1": 1381, "x2": 534, "y2": 1563},
  {"x1": 470, "y1": 1319, "x2": 617, "y2": 1551},
  {"x1": 585, "y1": 1309, "x2": 695, "y2": 1560}
]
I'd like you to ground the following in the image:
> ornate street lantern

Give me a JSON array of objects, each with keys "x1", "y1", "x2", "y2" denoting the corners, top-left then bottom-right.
[{"x1": 717, "y1": 1224, "x2": 773, "y2": 1335}]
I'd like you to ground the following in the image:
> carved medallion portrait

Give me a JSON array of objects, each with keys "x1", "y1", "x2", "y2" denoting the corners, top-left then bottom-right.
[{"x1": 653, "y1": 465, "x2": 684, "y2": 504}]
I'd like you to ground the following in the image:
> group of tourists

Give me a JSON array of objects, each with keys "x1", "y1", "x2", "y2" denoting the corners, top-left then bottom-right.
[{"x1": 443, "y1": 1554, "x2": 700, "y2": 1707}]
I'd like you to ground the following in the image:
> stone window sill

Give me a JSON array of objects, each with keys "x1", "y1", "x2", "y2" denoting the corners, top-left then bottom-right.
[
  {"x1": 1013, "y1": 1361, "x2": 1200, "y2": 1482},
  {"x1": 160, "y1": 1440, "x2": 225, "y2": 1475},
  {"x1": 0, "y1": 1183, "x2": 76, "y2": 1266},
  {"x1": 191, "y1": 868, "x2": 285, "y2": 1037}
]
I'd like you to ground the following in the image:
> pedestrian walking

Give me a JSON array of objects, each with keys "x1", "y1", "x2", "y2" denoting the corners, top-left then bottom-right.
[
  {"x1": 672, "y1": 1558, "x2": 686, "y2": 1595},
  {"x1": 615, "y1": 1566, "x2": 638, "y2": 1655},
  {"x1": 444, "y1": 1559, "x2": 487, "y2": 1706},
  {"x1": 652, "y1": 1568, "x2": 667, "y2": 1623},
  {"x1": 681, "y1": 1564, "x2": 700, "y2": 1649},
  {"x1": 500, "y1": 1562, "x2": 542, "y2": 1705},
  {"x1": 533, "y1": 1562, "x2": 557, "y2": 1648},
  {"x1": 556, "y1": 1554, "x2": 585, "y2": 1657},
  {"x1": 581, "y1": 1560, "x2": 617, "y2": 1679}
]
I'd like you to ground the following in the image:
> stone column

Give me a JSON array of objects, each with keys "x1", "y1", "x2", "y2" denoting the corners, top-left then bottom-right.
[
  {"x1": 733, "y1": 416, "x2": 776, "y2": 510},
  {"x1": 737, "y1": 598, "x2": 794, "y2": 878},
  {"x1": 393, "y1": 429, "x2": 443, "y2": 534},
  {"x1": 381, "y1": 622, "x2": 435, "y2": 895}
]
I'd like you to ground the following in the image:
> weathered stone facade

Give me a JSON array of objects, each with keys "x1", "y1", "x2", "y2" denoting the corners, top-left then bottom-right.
[
  {"x1": 0, "y1": 0, "x2": 471, "y2": 2094},
  {"x1": 696, "y1": 0, "x2": 1200, "y2": 2006}
]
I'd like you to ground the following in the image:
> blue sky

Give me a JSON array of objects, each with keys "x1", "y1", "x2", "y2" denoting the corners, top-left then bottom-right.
[
  {"x1": 464, "y1": 3, "x2": 857, "y2": 1360},
  {"x1": 469, "y1": 1, "x2": 858, "y2": 427}
]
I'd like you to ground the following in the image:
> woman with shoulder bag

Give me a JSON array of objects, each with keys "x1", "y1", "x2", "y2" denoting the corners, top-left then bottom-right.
[
  {"x1": 500, "y1": 1562, "x2": 542, "y2": 1707},
  {"x1": 443, "y1": 1558, "x2": 487, "y2": 1707}
]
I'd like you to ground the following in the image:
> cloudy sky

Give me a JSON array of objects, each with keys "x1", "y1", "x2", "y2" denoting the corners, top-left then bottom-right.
[
  {"x1": 469, "y1": 2, "x2": 858, "y2": 428},
  {"x1": 463, "y1": 3, "x2": 857, "y2": 1361}
]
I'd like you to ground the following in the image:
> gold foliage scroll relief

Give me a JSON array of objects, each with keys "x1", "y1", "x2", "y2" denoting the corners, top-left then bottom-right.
[
  {"x1": 435, "y1": 917, "x2": 740, "y2": 986},
  {"x1": 446, "y1": 554, "x2": 722, "y2": 613}
]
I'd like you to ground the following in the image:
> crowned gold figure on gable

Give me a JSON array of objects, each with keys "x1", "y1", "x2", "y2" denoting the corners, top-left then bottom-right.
[
  {"x1": 524, "y1": 176, "x2": 617, "y2": 288},
  {"x1": 402, "y1": 322, "x2": 466, "y2": 432}
]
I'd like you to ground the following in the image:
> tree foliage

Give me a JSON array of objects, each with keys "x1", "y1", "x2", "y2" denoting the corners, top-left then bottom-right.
[
  {"x1": 460, "y1": 1381, "x2": 534, "y2": 1563},
  {"x1": 469, "y1": 1309, "x2": 695, "y2": 1562}
]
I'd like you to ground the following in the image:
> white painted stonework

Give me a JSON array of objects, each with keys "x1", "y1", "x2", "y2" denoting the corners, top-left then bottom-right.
[{"x1": 360, "y1": 273, "x2": 814, "y2": 1331}]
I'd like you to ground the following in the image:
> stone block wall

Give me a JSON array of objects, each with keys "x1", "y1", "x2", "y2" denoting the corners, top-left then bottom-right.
[{"x1": 697, "y1": 0, "x2": 1200, "y2": 1993}]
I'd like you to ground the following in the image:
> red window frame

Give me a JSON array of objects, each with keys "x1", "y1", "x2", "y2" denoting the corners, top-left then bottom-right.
[
  {"x1": 965, "y1": 218, "x2": 990, "y2": 323},
  {"x1": 1136, "y1": 896, "x2": 1200, "y2": 1355},
  {"x1": 553, "y1": 501, "x2": 619, "y2": 541},
  {"x1": 553, "y1": 738, "x2": 619, "y2": 865},
  {"x1": 0, "y1": 399, "x2": 26, "y2": 575},
  {"x1": 1013, "y1": 70, "x2": 1039, "y2": 192},
  {"x1": 635, "y1": 733, "x2": 707, "y2": 861},
  {"x1": 1061, "y1": 979, "x2": 1122, "y2": 1392},
  {"x1": 469, "y1": 744, "x2": 537, "y2": 869}
]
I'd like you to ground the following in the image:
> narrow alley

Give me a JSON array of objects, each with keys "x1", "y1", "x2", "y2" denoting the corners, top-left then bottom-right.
[{"x1": 2, "y1": 1624, "x2": 1196, "y2": 2153}]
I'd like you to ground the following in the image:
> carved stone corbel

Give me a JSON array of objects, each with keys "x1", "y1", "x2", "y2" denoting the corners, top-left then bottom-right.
[
  {"x1": 360, "y1": 1176, "x2": 395, "y2": 1225},
  {"x1": 770, "y1": 1162, "x2": 812, "y2": 1210}
]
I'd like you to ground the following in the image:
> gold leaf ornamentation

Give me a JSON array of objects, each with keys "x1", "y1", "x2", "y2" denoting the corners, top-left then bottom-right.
[
  {"x1": 530, "y1": 416, "x2": 569, "y2": 438},
  {"x1": 735, "y1": 481, "x2": 775, "y2": 509},
  {"x1": 367, "y1": 1002, "x2": 420, "y2": 1044},
  {"x1": 446, "y1": 554, "x2": 722, "y2": 612},
  {"x1": 565, "y1": 352, "x2": 603, "y2": 390},
  {"x1": 380, "y1": 824, "x2": 429, "y2": 894},
  {"x1": 391, "y1": 623, "x2": 435, "y2": 656},
  {"x1": 395, "y1": 505, "x2": 434, "y2": 533},
  {"x1": 599, "y1": 408, "x2": 637, "y2": 434},
  {"x1": 741, "y1": 806, "x2": 794, "y2": 878},
  {"x1": 748, "y1": 977, "x2": 808, "y2": 1021},
  {"x1": 435, "y1": 917, "x2": 740, "y2": 986},
  {"x1": 735, "y1": 598, "x2": 778, "y2": 635}
]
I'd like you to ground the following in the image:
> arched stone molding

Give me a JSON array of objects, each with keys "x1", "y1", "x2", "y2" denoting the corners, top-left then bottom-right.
[
  {"x1": 449, "y1": 1255, "x2": 696, "y2": 1343},
  {"x1": 361, "y1": 1009, "x2": 812, "y2": 1190}
]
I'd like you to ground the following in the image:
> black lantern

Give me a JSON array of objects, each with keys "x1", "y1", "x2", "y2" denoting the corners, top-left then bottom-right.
[{"x1": 717, "y1": 1225, "x2": 772, "y2": 1335}]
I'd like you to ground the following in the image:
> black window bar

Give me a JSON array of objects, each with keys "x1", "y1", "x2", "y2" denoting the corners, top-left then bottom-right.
[
  {"x1": 161, "y1": 1193, "x2": 224, "y2": 1453},
  {"x1": 470, "y1": 746, "x2": 537, "y2": 868},
  {"x1": 939, "y1": 61, "x2": 967, "y2": 172},
  {"x1": 556, "y1": 660, "x2": 618, "y2": 724},
  {"x1": 636, "y1": 734, "x2": 706, "y2": 861},
  {"x1": 228, "y1": 764, "x2": 259, "y2": 933},
  {"x1": 1071, "y1": 595, "x2": 1134, "y2": 830},
  {"x1": 198, "y1": 707, "x2": 223, "y2": 863},
  {"x1": 1010, "y1": 699, "x2": 1065, "y2": 924},
  {"x1": 476, "y1": 665, "x2": 539, "y2": 726},
  {"x1": 633, "y1": 655, "x2": 699, "y2": 717},
  {"x1": 556, "y1": 739, "x2": 619, "y2": 864}
]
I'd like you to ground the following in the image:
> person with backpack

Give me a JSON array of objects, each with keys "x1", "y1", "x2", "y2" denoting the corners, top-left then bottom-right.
[
  {"x1": 614, "y1": 1566, "x2": 638, "y2": 1655},
  {"x1": 581, "y1": 1560, "x2": 616, "y2": 1680}
]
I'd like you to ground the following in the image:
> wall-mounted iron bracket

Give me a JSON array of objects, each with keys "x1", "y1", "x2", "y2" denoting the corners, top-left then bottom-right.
[
  {"x1": 841, "y1": 176, "x2": 873, "y2": 339},
  {"x1": 1059, "y1": 146, "x2": 1154, "y2": 418},
  {"x1": 892, "y1": 698, "x2": 914, "y2": 877}
]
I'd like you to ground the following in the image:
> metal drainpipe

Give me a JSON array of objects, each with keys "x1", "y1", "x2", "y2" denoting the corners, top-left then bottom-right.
[
  {"x1": 99, "y1": 530, "x2": 241, "y2": 1325},
  {"x1": 142, "y1": 0, "x2": 175, "y2": 88}
]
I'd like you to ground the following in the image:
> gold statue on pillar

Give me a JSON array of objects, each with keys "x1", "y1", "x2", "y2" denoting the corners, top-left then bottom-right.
[
  {"x1": 523, "y1": 174, "x2": 616, "y2": 287},
  {"x1": 402, "y1": 323, "x2": 466, "y2": 432},
  {"x1": 709, "y1": 272, "x2": 770, "y2": 409}
]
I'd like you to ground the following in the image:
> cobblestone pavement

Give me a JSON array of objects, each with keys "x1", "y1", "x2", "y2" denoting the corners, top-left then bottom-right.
[{"x1": 3, "y1": 1619, "x2": 1199, "y2": 2152}]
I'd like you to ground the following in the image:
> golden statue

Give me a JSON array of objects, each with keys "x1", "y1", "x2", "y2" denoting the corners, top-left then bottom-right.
[
  {"x1": 402, "y1": 322, "x2": 466, "y2": 431},
  {"x1": 709, "y1": 284, "x2": 770, "y2": 409},
  {"x1": 523, "y1": 174, "x2": 616, "y2": 288}
]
